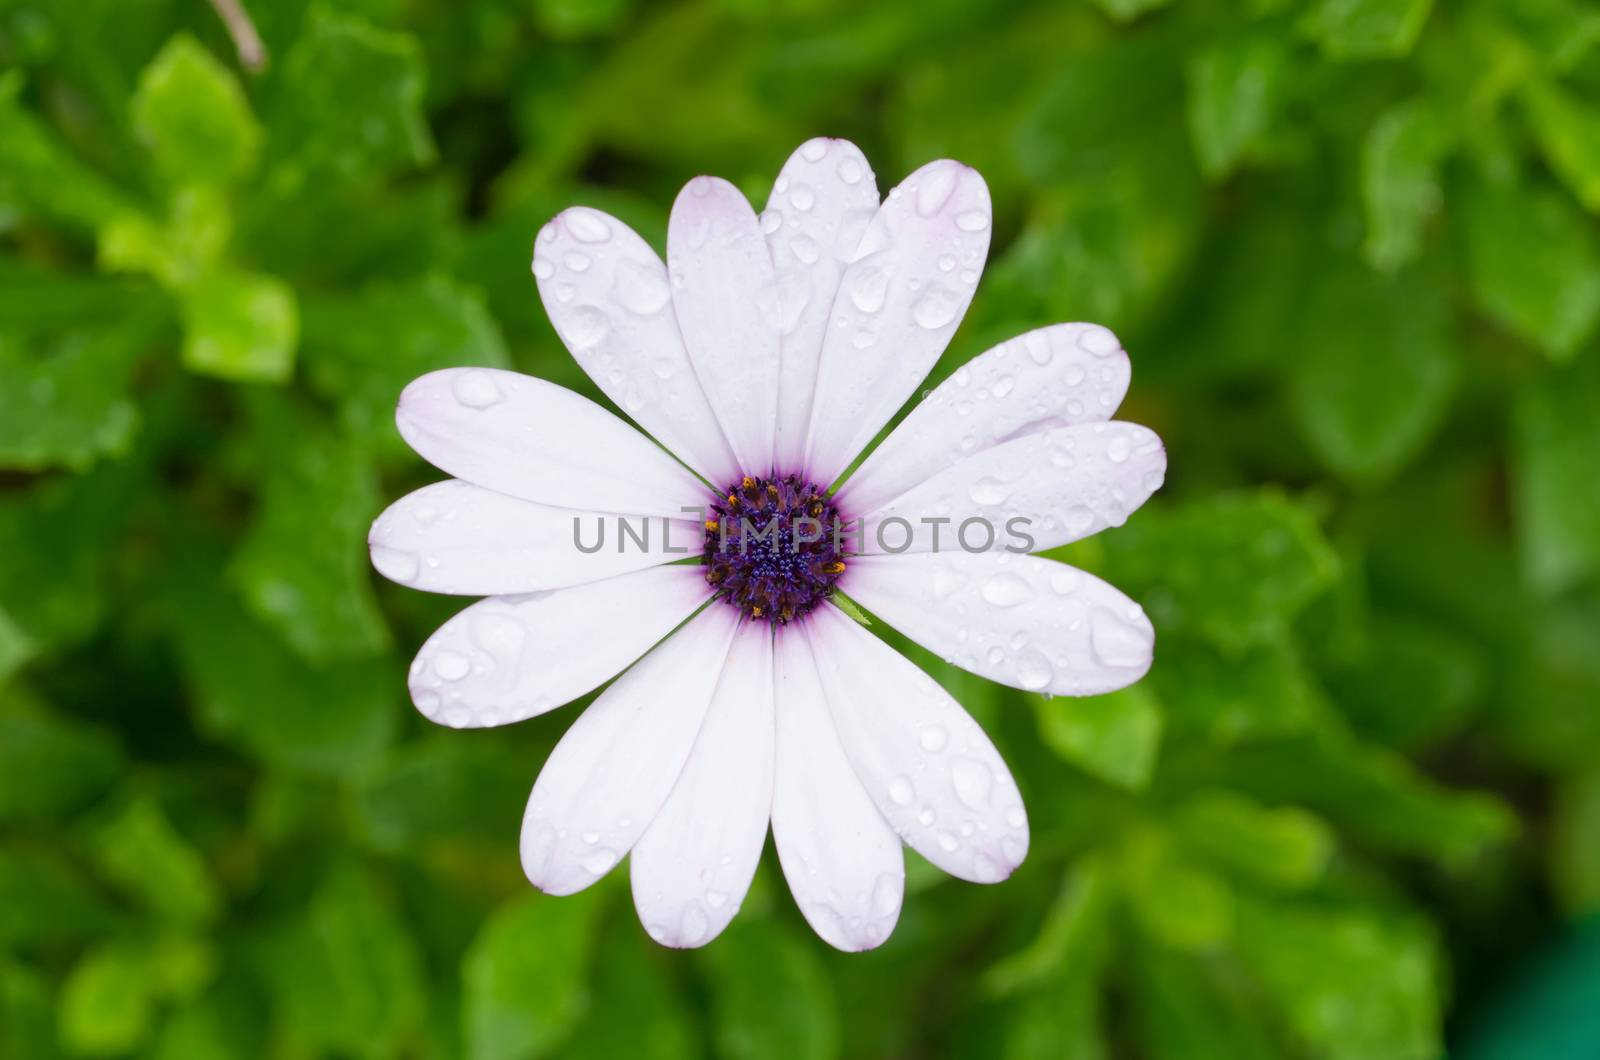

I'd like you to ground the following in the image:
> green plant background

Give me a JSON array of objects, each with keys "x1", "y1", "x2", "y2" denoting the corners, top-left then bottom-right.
[{"x1": 4, "y1": 0, "x2": 1600, "y2": 1056}]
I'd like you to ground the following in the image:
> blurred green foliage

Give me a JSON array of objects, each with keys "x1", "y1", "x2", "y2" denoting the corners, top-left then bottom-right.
[{"x1": 2, "y1": 0, "x2": 1600, "y2": 1056}]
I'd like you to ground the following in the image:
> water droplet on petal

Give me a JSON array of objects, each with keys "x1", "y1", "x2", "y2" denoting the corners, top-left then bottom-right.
[
  {"x1": 1090, "y1": 608, "x2": 1153, "y2": 668},
  {"x1": 370, "y1": 546, "x2": 419, "y2": 583},
  {"x1": 1016, "y1": 648, "x2": 1053, "y2": 691},
  {"x1": 920, "y1": 726, "x2": 949, "y2": 752},
  {"x1": 801, "y1": 138, "x2": 828, "y2": 162},
  {"x1": 452, "y1": 369, "x2": 503, "y2": 409},
  {"x1": 888, "y1": 776, "x2": 915, "y2": 806},
  {"x1": 531, "y1": 256, "x2": 554, "y2": 279},
  {"x1": 955, "y1": 209, "x2": 990, "y2": 232},
  {"x1": 564, "y1": 208, "x2": 612, "y2": 243},
  {"x1": 560, "y1": 306, "x2": 610, "y2": 347},
  {"x1": 433, "y1": 650, "x2": 470, "y2": 681},
  {"x1": 564, "y1": 251, "x2": 591, "y2": 272},
  {"x1": 790, "y1": 182, "x2": 815, "y2": 211},
  {"x1": 614, "y1": 259, "x2": 671, "y2": 315},
  {"x1": 951, "y1": 758, "x2": 994, "y2": 811},
  {"x1": 981, "y1": 573, "x2": 1035, "y2": 607},
  {"x1": 848, "y1": 266, "x2": 889, "y2": 313},
  {"x1": 1078, "y1": 324, "x2": 1119, "y2": 355},
  {"x1": 915, "y1": 166, "x2": 957, "y2": 216},
  {"x1": 838, "y1": 157, "x2": 864, "y2": 184},
  {"x1": 791, "y1": 235, "x2": 820, "y2": 264},
  {"x1": 911, "y1": 284, "x2": 960, "y2": 329}
]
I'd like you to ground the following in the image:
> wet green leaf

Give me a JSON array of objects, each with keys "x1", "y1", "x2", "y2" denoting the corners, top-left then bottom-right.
[
  {"x1": 463, "y1": 889, "x2": 608, "y2": 1060},
  {"x1": 131, "y1": 35, "x2": 261, "y2": 186},
  {"x1": 1036, "y1": 684, "x2": 1163, "y2": 790}
]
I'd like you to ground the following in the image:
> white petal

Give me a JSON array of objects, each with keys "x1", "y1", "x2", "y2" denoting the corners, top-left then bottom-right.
[
  {"x1": 397, "y1": 367, "x2": 708, "y2": 517},
  {"x1": 521, "y1": 604, "x2": 740, "y2": 896},
  {"x1": 762, "y1": 138, "x2": 881, "y2": 473},
  {"x1": 668, "y1": 177, "x2": 780, "y2": 475},
  {"x1": 838, "y1": 323, "x2": 1132, "y2": 514},
  {"x1": 369, "y1": 479, "x2": 700, "y2": 596},
  {"x1": 631, "y1": 622, "x2": 774, "y2": 948},
  {"x1": 772, "y1": 629, "x2": 903, "y2": 951},
  {"x1": 803, "y1": 160, "x2": 993, "y2": 486},
  {"x1": 408, "y1": 566, "x2": 712, "y2": 729},
  {"x1": 843, "y1": 553, "x2": 1154, "y2": 696},
  {"x1": 533, "y1": 208, "x2": 741, "y2": 486},
  {"x1": 858, "y1": 422, "x2": 1166, "y2": 555},
  {"x1": 804, "y1": 604, "x2": 1028, "y2": 883}
]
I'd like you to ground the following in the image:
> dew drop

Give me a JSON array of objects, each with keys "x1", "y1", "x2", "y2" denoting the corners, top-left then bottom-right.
[
  {"x1": 791, "y1": 234, "x2": 820, "y2": 264},
  {"x1": 613, "y1": 260, "x2": 671, "y2": 315},
  {"x1": 1091, "y1": 609, "x2": 1153, "y2": 668},
  {"x1": 706, "y1": 888, "x2": 728, "y2": 909},
  {"x1": 370, "y1": 546, "x2": 420, "y2": 584},
  {"x1": 936, "y1": 830, "x2": 960, "y2": 853},
  {"x1": 1016, "y1": 648, "x2": 1053, "y2": 691},
  {"x1": 1078, "y1": 324, "x2": 1119, "y2": 355},
  {"x1": 951, "y1": 758, "x2": 994, "y2": 811},
  {"x1": 531, "y1": 256, "x2": 554, "y2": 279},
  {"x1": 452, "y1": 369, "x2": 503, "y2": 409},
  {"x1": 433, "y1": 650, "x2": 470, "y2": 681},
  {"x1": 970, "y1": 476, "x2": 1012, "y2": 505},
  {"x1": 838, "y1": 157, "x2": 863, "y2": 184},
  {"x1": 848, "y1": 266, "x2": 889, "y2": 313},
  {"x1": 920, "y1": 726, "x2": 949, "y2": 752},
  {"x1": 560, "y1": 306, "x2": 610, "y2": 348},
  {"x1": 888, "y1": 776, "x2": 915, "y2": 806},
  {"x1": 981, "y1": 573, "x2": 1036, "y2": 607},
  {"x1": 582, "y1": 847, "x2": 619, "y2": 875},
  {"x1": 801, "y1": 138, "x2": 828, "y2": 162},
  {"x1": 871, "y1": 873, "x2": 902, "y2": 917},
  {"x1": 564, "y1": 208, "x2": 612, "y2": 243},
  {"x1": 955, "y1": 210, "x2": 990, "y2": 232},
  {"x1": 915, "y1": 166, "x2": 957, "y2": 216},
  {"x1": 563, "y1": 251, "x2": 591, "y2": 272},
  {"x1": 911, "y1": 284, "x2": 960, "y2": 329},
  {"x1": 790, "y1": 182, "x2": 816, "y2": 211}
]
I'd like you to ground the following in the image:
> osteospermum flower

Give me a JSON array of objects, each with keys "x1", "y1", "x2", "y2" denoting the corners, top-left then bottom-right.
[{"x1": 369, "y1": 138, "x2": 1166, "y2": 950}]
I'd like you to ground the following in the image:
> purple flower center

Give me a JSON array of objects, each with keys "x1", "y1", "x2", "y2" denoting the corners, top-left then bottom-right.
[{"x1": 703, "y1": 474, "x2": 848, "y2": 625}]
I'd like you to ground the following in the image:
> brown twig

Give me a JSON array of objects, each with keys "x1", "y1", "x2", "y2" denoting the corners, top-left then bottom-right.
[{"x1": 207, "y1": 0, "x2": 268, "y2": 73}]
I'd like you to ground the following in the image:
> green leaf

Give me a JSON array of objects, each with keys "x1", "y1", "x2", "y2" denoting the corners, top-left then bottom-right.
[
  {"x1": 1131, "y1": 945, "x2": 1278, "y2": 1060},
  {"x1": 1092, "y1": 0, "x2": 1175, "y2": 22},
  {"x1": 267, "y1": 11, "x2": 433, "y2": 188},
  {"x1": 1552, "y1": 766, "x2": 1600, "y2": 916},
  {"x1": 58, "y1": 943, "x2": 158, "y2": 1057},
  {"x1": 1171, "y1": 791, "x2": 1333, "y2": 891},
  {"x1": 90, "y1": 797, "x2": 222, "y2": 927},
  {"x1": 463, "y1": 890, "x2": 608, "y2": 1060},
  {"x1": 563, "y1": 926, "x2": 698, "y2": 1060},
  {"x1": 1098, "y1": 492, "x2": 1340, "y2": 651},
  {"x1": 229, "y1": 399, "x2": 389, "y2": 662},
  {"x1": 0, "y1": 692, "x2": 123, "y2": 823},
  {"x1": 1523, "y1": 78, "x2": 1600, "y2": 212},
  {"x1": 1512, "y1": 352, "x2": 1600, "y2": 593},
  {"x1": 0, "y1": 316, "x2": 152, "y2": 472},
  {"x1": 177, "y1": 268, "x2": 298, "y2": 383},
  {"x1": 0, "y1": 71, "x2": 134, "y2": 230},
  {"x1": 1153, "y1": 639, "x2": 1329, "y2": 746},
  {"x1": 984, "y1": 855, "x2": 1114, "y2": 997},
  {"x1": 0, "y1": 846, "x2": 118, "y2": 948},
  {"x1": 1036, "y1": 684, "x2": 1163, "y2": 790},
  {"x1": 0, "y1": 608, "x2": 31, "y2": 688},
  {"x1": 1225, "y1": 731, "x2": 1517, "y2": 867},
  {"x1": 255, "y1": 863, "x2": 425, "y2": 1057},
  {"x1": 1362, "y1": 98, "x2": 1452, "y2": 271},
  {"x1": 700, "y1": 917, "x2": 839, "y2": 1060},
  {"x1": 302, "y1": 274, "x2": 510, "y2": 455},
  {"x1": 131, "y1": 34, "x2": 261, "y2": 185},
  {"x1": 174, "y1": 580, "x2": 397, "y2": 774},
  {"x1": 1186, "y1": 33, "x2": 1290, "y2": 180},
  {"x1": 1235, "y1": 896, "x2": 1442, "y2": 1060},
  {"x1": 351, "y1": 735, "x2": 530, "y2": 855},
  {"x1": 1324, "y1": 613, "x2": 1486, "y2": 750},
  {"x1": 1463, "y1": 175, "x2": 1600, "y2": 361},
  {"x1": 1309, "y1": 0, "x2": 1434, "y2": 59},
  {"x1": 1, "y1": 963, "x2": 59, "y2": 1060},
  {"x1": 1121, "y1": 828, "x2": 1235, "y2": 952},
  {"x1": 1288, "y1": 261, "x2": 1457, "y2": 485}
]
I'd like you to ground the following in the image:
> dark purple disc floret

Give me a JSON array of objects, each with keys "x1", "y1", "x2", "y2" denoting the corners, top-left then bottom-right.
[{"x1": 703, "y1": 474, "x2": 848, "y2": 625}]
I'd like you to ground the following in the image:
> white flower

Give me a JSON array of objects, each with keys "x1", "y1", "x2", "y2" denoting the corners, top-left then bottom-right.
[{"x1": 369, "y1": 139, "x2": 1165, "y2": 951}]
